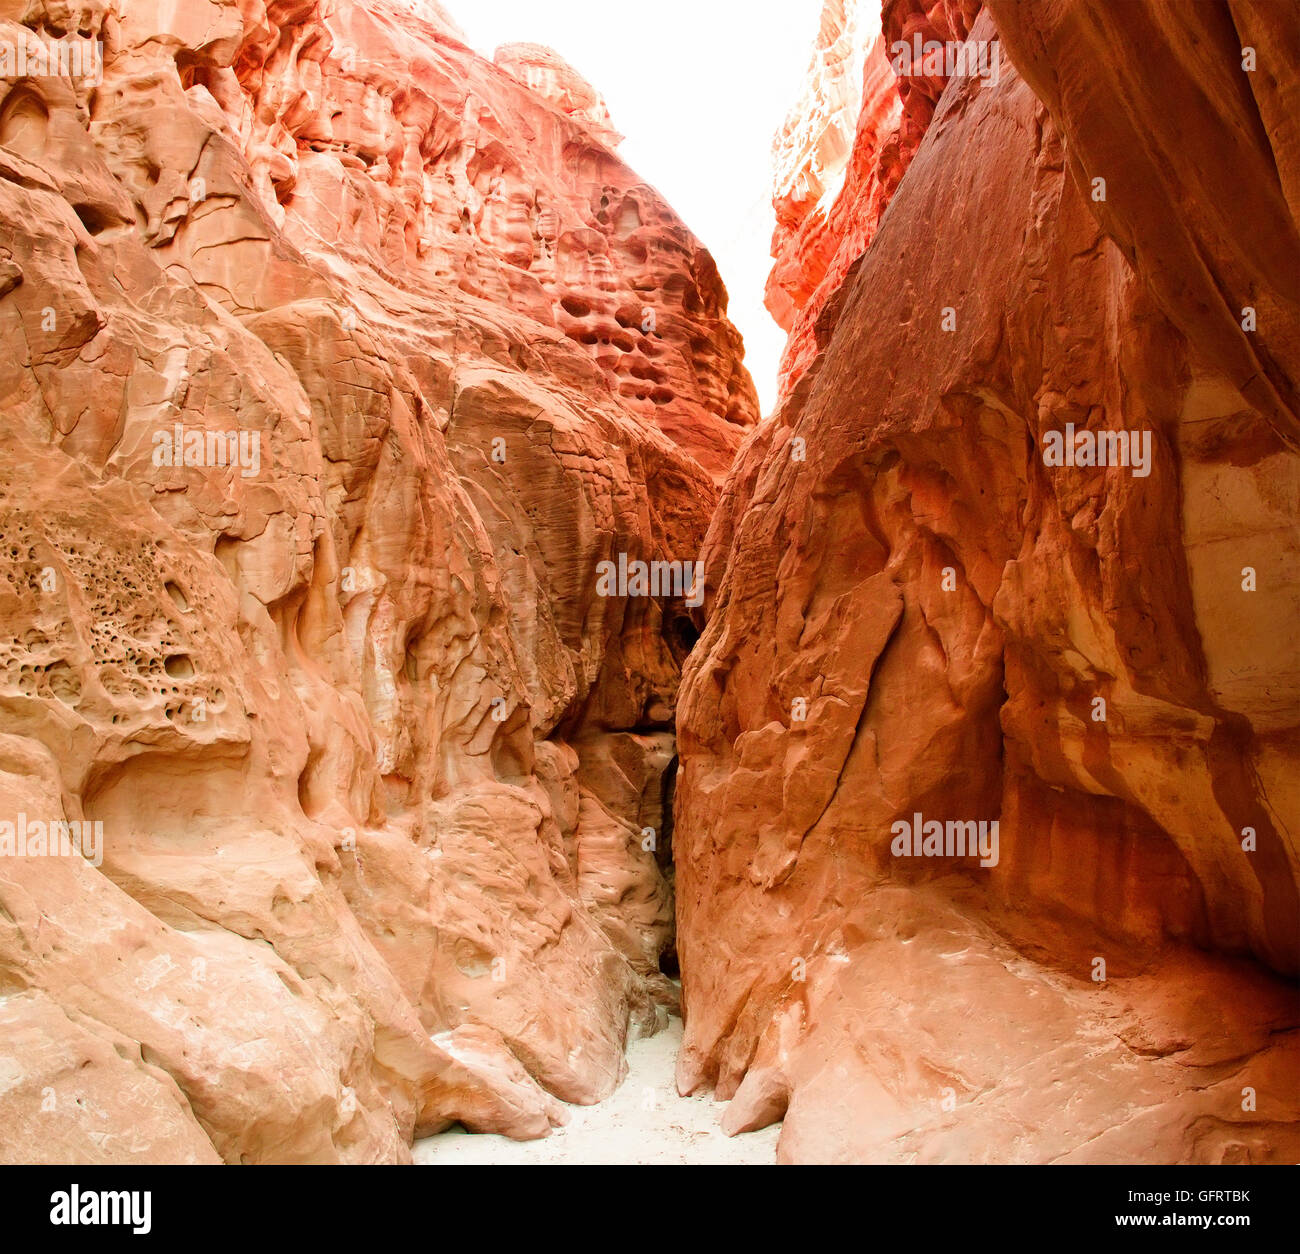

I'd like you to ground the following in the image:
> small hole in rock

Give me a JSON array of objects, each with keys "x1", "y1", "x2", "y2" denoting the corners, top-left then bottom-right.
[{"x1": 164, "y1": 654, "x2": 194, "y2": 679}]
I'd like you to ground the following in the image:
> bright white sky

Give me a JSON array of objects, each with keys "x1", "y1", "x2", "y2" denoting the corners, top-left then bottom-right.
[{"x1": 447, "y1": 0, "x2": 824, "y2": 415}]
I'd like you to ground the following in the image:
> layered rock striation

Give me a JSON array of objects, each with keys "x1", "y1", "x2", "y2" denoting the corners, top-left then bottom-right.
[
  {"x1": 676, "y1": 0, "x2": 1300, "y2": 1162},
  {"x1": 0, "y1": 0, "x2": 755, "y2": 1162}
]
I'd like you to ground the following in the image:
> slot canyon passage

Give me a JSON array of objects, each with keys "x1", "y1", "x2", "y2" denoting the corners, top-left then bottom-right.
[{"x1": 0, "y1": 0, "x2": 1297, "y2": 1168}]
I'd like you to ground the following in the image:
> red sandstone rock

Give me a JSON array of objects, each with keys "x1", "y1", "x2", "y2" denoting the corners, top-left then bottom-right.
[
  {"x1": 767, "y1": 0, "x2": 982, "y2": 399},
  {"x1": 677, "y1": 0, "x2": 1300, "y2": 1163},
  {"x1": 0, "y1": 0, "x2": 754, "y2": 1162},
  {"x1": 5, "y1": 0, "x2": 1297, "y2": 1170},
  {"x1": 494, "y1": 43, "x2": 624, "y2": 149}
]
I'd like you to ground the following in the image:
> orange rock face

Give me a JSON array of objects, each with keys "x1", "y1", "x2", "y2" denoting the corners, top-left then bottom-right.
[
  {"x1": 676, "y1": 1, "x2": 1300, "y2": 1162},
  {"x1": 0, "y1": 0, "x2": 753, "y2": 1161}
]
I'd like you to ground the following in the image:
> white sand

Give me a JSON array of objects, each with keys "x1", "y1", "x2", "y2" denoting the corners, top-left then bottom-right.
[{"x1": 413, "y1": 1015, "x2": 781, "y2": 1165}]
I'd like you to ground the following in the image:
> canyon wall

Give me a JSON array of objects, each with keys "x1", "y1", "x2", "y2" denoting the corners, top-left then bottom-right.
[
  {"x1": 0, "y1": 0, "x2": 755, "y2": 1162},
  {"x1": 767, "y1": 0, "x2": 980, "y2": 398},
  {"x1": 676, "y1": 0, "x2": 1300, "y2": 1162}
]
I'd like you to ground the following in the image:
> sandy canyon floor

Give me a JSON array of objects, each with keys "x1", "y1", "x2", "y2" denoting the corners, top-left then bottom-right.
[{"x1": 414, "y1": 1016, "x2": 781, "y2": 1166}]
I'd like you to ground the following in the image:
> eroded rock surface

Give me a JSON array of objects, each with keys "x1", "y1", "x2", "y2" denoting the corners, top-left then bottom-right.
[
  {"x1": 677, "y1": 0, "x2": 1300, "y2": 1162},
  {"x1": 768, "y1": 0, "x2": 981, "y2": 398},
  {"x1": 0, "y1": 0, "x2": 754, "y2": 1162}
]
